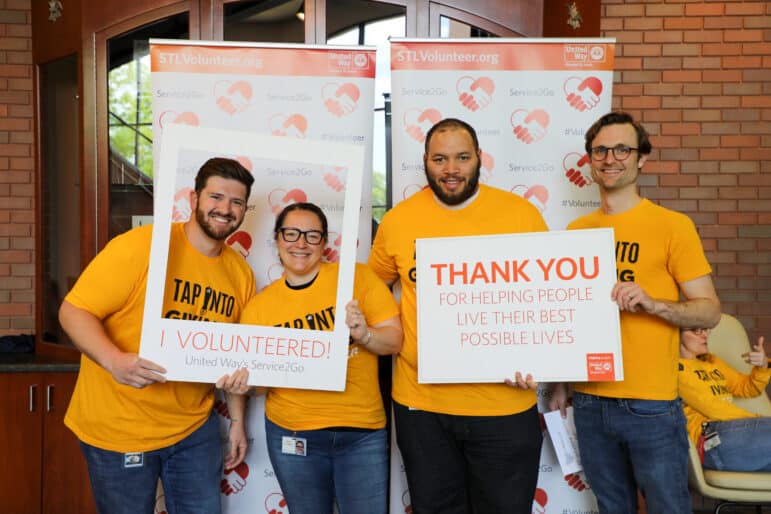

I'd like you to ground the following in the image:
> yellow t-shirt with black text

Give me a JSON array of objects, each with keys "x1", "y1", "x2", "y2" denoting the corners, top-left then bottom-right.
[
  {"x1": 570, "y1": 199, "x2": 712, "y2": 400},
  {"x1": 64, "y1": 222, "x2": 256, "y2": 452},
  {"x1": 678, "y1": 354, "x2": 771, "y2": 445},
  {"x1": 242, "y1": 262, "x2": 399, "y2": 430}
]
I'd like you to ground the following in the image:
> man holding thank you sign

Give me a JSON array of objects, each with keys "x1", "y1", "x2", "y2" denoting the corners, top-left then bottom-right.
[{"x1": 369, "y1": 118, "x2": 548, "y2": 513}]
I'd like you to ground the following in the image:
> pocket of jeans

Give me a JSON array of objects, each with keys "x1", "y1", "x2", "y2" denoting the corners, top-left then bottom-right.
[{"x1": 624, "y1": 399, "x2": 673, "y2": 418}]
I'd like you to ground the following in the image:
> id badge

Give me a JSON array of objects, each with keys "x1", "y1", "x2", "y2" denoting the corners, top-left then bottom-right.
[
  {"x1": 282, "y1": 436, "x2": 307, "y2": 456},
  {"x1": 124, "y1": 452, "x2": 144, "y2": 468},
  {"x1": 703, "y1": 432, "x2": 721, "y2": 452}
]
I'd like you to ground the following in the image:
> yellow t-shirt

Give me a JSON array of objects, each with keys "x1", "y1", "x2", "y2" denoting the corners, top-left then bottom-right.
[
  {"x1": 569, "y1": 199, "x2": 712, "y2": 400},
  {"x1": 678, "y1": 354, "x2": 771, "y2": 445},
  {"x1": 64, "y1": 223, "x2": 256, "y2": 452},
  {"x1": 368, "y1": 185, "x2": 548, "y2": 416},
  {"x1": 241, "y1": 262, "x2": 399, "y2": 430}
]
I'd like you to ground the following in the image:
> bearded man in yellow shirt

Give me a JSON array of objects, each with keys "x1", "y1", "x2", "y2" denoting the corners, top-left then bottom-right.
[
  {"x1": 59, "y1": 158, "x2": 256, "y2": 514},
  {"x1": 369, "y1": 118, "x2": 548, "y2": 513}
]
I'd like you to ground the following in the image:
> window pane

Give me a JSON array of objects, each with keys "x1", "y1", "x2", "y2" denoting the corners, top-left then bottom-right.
[
  {"x1": 40, "y1": 55, "x2": 79, "y2": 345},
  {"x1": 329, "y1": 26, "x2": 360, "y2": 45},
  {"x1": 440, "y1": 15, "x2": 496, "y2": 38},
  {"x1": 107, "y1": 12, "x2": 189, "y2": 238},
  {"x1": 327, "y1": 2, "x2": 406, "y2": 224},
  {"x1": 224, "y1": 0, "x2": 304, "y2": 43}
]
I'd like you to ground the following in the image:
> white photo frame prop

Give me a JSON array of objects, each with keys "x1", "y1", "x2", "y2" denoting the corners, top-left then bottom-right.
[
  {"x1": 139, "y1": 124, "x2": 365, "y2": 391},
  {"x1": 416, "y1": 228, "x2": 622, "y2": 384}
]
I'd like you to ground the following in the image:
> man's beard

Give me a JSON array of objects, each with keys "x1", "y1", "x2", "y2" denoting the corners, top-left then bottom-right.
[
  {"x1": 195, "y1": 207, "x2": 242, "y2": 241},
  {"x1": 425, "y1": 162, "x2": 481, "y2": 206}
]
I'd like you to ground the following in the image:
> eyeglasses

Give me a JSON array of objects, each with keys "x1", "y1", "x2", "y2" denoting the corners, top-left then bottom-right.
[
  {"x1": 687, "y1": 328, "x2": 711, "y2": 335},
  {"x1": 590, "y1": 144, "x2": 638, "y2": 161},
  {"x1": 277, "y1": 227, "x2": 325, "y2": 245}
]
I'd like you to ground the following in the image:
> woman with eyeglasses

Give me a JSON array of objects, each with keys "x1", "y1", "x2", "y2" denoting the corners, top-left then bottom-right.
[
  {"x1": 222, "y1": 201, "x2": 402, "y2": 514},
  {"x1": 678, "y1": 327, "x2": 771, "y2": 471}
]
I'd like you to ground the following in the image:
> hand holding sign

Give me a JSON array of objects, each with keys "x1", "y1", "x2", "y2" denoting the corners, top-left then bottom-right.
[
  {"x1": 109, "y1": 352, "x2": 167, "y2": 389},
  {"x1": 504, "y1": 371, "x2": 538, "y2": 390},
  {"x1": 611, "y1": 281, "x2": 653, "y2": 314},
  {"x1": 216, "y1": 367, "x2": 250, "y2": 395}
]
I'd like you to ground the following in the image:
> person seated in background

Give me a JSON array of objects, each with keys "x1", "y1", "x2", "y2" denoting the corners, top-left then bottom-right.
[{"x1": 678, "y1": 327, "x2": 771, "y2": 472}]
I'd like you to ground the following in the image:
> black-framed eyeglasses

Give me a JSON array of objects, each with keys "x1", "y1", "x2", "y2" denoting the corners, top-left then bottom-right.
[
  {"x1": 277, "y1": 227, "x2": 325, "y2": 245},
  {"x1": 590, "y1": 144, "x2": 638, "y2": 161}
]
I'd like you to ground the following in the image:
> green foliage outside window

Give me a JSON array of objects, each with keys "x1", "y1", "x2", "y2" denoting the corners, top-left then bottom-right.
[{"x1": 109, "y1": 55, "x2": 154, "y2": 178}]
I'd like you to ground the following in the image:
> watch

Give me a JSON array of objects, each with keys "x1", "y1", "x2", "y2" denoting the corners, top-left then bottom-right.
[{"x1": 360, "y1": 329, "x2": 372, "y2": 346}]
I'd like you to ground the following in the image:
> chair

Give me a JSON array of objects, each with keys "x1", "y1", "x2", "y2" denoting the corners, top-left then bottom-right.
[{"x1": 685, "y1": 313, "x2": 771, "y2": 513}]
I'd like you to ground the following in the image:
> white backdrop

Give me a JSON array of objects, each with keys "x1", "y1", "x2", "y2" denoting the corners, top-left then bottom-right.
[
  {"x1": 149, "y1": 40, "x2": 376, "y2": 514},
  {"x1": 147, "y1": 37, "x2": 616, "y2": 514},
  {"x1": 388, "y1": 38, "x2": 615, "y2": 514}
]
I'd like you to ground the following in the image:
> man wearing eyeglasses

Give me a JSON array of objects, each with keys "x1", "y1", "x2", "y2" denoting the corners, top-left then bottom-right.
[{"x1": 549, "y1": 111, "x2": 721, "y2": 513}]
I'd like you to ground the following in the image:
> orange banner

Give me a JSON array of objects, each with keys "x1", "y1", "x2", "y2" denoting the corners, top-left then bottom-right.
[
  {"x1": 391, "y1": 40, "x2": 614, "y2": 71},
  {"x1": 151, "y1": 44, "x2": 376, "y2": 78}
]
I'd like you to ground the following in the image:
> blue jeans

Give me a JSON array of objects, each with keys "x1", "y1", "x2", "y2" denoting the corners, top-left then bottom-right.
[
  {"x1": 79, "y1": 412, "x2": 222, "y2": 514},
  {"x1": 573, "y1": 393, "x2": 691, "y2": 514},
  {"x1": 265, "y1": 417, "x2": 388, "y2": 514},
  {"x1": 393, "y1": 401, "x2": 542, "y2": 514},
  {"x1": 703, "y1": 417, "x2": 771, "y2": 472}
]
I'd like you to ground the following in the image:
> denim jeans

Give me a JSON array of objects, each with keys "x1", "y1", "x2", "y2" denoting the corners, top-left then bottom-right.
[
  {"x1": 703, "y1": 416, "x2": 771, "y2": 472},
  {"x1": 393, "y1": 401, "x2": 542, "y2": 514},
  {"x1": 79, "y1": 411, "x2": 222, "y2": 514},
  {"x1": 573, "y1": 393, "x2": 691, "y2": 514},
  {"x1": 265, "y1": 417, "x2": 388, "y2": 514}
]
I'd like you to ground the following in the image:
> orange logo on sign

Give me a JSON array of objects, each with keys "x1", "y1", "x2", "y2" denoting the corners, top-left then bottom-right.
[{"x1": 586, "y1": 353, "x2": 615, "y2": 381}]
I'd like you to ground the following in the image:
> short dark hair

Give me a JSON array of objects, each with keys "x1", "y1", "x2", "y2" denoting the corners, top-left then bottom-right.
[
  {"x1": 424, "y1": 118, "x2": 480, "y2": 154},
  {"x1": 273, "y1": 202, "x2": 329, "y2": 242},
  {"x1": 584, "y1": 111, "x2": 652, "y2": 156},
  {"x1": 194, "y1": 157, "x2": 255, "y2": 199}
]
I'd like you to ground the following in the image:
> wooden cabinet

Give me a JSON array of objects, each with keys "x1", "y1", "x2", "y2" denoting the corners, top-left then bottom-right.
[{"x1": 0, "y1": 371, "x2": 96, "y2": 514}]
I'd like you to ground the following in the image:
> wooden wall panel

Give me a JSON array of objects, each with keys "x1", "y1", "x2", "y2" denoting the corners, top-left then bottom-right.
[
  {"x1": 543, "y1": 0, "x2": 601, "y2": 37},
  {"x1": 31, "y1": 0, "x2": 81, "y2": 64},
  {"x1": 432, "y1": 0, "x2": 543, "y2": 37}
]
